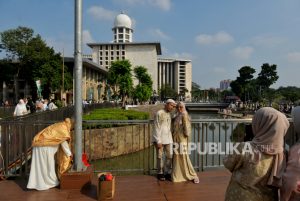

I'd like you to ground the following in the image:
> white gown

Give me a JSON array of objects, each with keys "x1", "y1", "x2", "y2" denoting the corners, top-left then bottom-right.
[{"x1": 27, "y1": 141, "x2": 71, "y2": 191}]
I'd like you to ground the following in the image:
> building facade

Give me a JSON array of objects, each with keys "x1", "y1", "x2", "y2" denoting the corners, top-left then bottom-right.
[
  {"x1": 157, "y1": 58, "x2": 192, "y2": 99},
  {"x1": 87, "y1": 42, "x2": 161, "y2": 91},
  {"x1": 220, "y1": 79, "x2": 232, "y2": 91},
  {"x1": 64, "y1": 57, "x2": 108, "y2": 103},
  {"x1": 87, "y1": 13, "x2": 192, "y2": 100}
]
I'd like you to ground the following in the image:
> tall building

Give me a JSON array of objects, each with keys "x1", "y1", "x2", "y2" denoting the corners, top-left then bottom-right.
[
  {"x1": 157, "y1": 58, "x2": 192, "y2": 98},
  {"x1": 87, "y1": 13, "x2": 192, "y2": 100},
  {"x1": 220, "y1": 79, "x2": 232, "y2": 91}
]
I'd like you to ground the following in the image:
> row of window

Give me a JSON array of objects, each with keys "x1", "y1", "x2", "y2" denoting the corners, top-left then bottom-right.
[
  {"x1": 99, "y1": 45, "x2": 125, "y2": 50},
  {"x1": 99, "y1": 57, "x2": 126, "y2": 65},
  {"x1": 115, "y1": 28, "x2": 130, "y2": 34},
  {"x1": 99, "y1": 51, "x2": 125, "y2": 56},
  {"x1": 114, "y1": 34, "x2": 130, "y2": 39},
  {"x1": 100, "y1": 56, "x2": 125, "y2": 61}
]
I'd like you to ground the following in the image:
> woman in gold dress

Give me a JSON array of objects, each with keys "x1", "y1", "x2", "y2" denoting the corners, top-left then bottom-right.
[
  {"x1": 27, "y1": 118, "x2": 73, "y2": 190},
  {"x1": 171, "y1": 102, "x2": 199, "y2": 183},
  {"x1": 224, "y1": 107, "x2": 289, "y2": 201}
]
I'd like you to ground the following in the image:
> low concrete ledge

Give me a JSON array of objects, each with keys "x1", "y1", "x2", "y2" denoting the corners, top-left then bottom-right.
[{"x1": 60, "y1": 166, "x2": 93, "y2": 190}]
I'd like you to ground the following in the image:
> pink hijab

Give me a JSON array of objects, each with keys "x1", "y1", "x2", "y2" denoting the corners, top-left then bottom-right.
[
  {"x1": 280, "y1": 106, "x2": 300, "y2": 201},
  {"x1": 251, "y1": 107, "x2": 289, "y2": 187}
]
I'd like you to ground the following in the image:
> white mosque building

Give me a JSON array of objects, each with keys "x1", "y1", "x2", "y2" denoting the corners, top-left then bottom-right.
[{"x1": 87, "y1": 13, "x2": 192, "y2": 100}]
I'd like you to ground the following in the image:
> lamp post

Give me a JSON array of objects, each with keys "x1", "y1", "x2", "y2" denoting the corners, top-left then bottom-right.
[{"x1": 74, "y1": 0, "x2": 83, "y2": 171}]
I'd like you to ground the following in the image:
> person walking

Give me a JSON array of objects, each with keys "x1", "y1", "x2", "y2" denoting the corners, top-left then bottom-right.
[
  {"x1": 224, "y1": 107, "x2": 289, "y2": 201},
  {"x1": 152, "y1": 99, "x2": 176, "y2": 181},
  {"x1": 13, "y1": 99, "x2": 28, "y2": 116},
  {"x1": 171, "y1": 102, "x2": 199, "y2": 183}
]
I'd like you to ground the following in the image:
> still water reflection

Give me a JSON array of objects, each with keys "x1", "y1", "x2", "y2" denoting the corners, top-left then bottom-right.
[{"x1": 190, "y1": 111, "x2": 225, "y2": 119}]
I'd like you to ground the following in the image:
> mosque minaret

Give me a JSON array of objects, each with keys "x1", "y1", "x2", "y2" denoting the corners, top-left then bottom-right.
[{"x1": 112, "y1": 12, "x2": 133, "y2": 43}]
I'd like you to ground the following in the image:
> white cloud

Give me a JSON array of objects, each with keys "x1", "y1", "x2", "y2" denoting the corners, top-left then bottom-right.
[
  {"x1": 45, "y1": 36, "x2": 73, "y2": 57},
  {"x1": 149, "y1": 0, "x2": 171, "y2": 11},
  {"x1": 169, "y1": 52, "x2": 193, "y2": 60},
  {"x1": 231, "y1": 46, "x2": 254, "y2": 60},
  {"x1": 113, "y1": 0, "x2": 171, "y2": 11},
  {"x1": 287, "y1": 52, "x2": 300, "y2": 63},
  {"x1": 150, "y1": 28, "x2": 171, "y2": 40},
  {"x1": 83, "y1": 30, "x2": 94, "y2": 44},
  {"x1": 195, "y1": 31, "x2": 234, "y2": 45},
  {"x1": 87, "y1": 6, "x2": 116, "y2": 21},
  {"x1": 113, "y1": 0, "x2": 145, "y2": 5},
  {"x1": 122, "y1": 0, "x2": 143, "y2": 4},
  {"x1": 161, "y1": 46, "x2": 169, "y2": 54}
]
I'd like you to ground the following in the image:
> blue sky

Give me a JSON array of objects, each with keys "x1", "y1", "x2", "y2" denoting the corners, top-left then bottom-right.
[{"x1": 1, "y1": 0, "x2": 300, "y2": 89}]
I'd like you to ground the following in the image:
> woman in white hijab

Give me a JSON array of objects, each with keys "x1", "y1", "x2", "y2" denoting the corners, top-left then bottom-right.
[
  {"x1": 13, "y1": 99, "x2": 28, "y2": 116},
  {"x1": 280, "y1": 106, "x2": 300, "y2": 201}
]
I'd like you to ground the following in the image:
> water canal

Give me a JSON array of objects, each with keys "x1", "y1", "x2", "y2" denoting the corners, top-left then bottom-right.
[{"x1": 91, "y1": 111, "x2": 246, "y2": 175}]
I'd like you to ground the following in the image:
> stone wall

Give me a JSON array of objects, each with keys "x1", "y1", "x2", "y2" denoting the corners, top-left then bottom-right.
[{"x1": 75, "y1": 124, "x2": 152, "y2": 160}]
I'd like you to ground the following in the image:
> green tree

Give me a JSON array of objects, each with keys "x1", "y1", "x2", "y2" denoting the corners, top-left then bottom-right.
[
  {"x1": 0, "y1": 26, "x2": 72, "y2": 100},
  {"x1": 133, "y1": 66, "x2": 153, "y2": 103},
  {"x1": 159, "y1": 84, "x2": 177, "y2": 100},
  {"x1": 277, "y1": 86, "x2": 300, "y2": 103},
  {"x1": 256, "y1": 63, "x2": 279, "y2": 99},
  {"x1": 264, "y1": 88, "x2": 279, "y2": 105},
  {"x1": 0, "y1": 26, "x2": 33, "y2": 62},
  {"x1": 108, "y1": 60, "x2": 133, "y2": 106},
  {"x1": 191, "y1": 82, "x2": 201, "y2": 101},
  {"x1": 134, "y1": 84, "x2": 152, "y2": 103},
  {"x1": 230, "y1": 66, "x2": 256, "y2": 101},
  {"x1": 257, "y1": 63, "x2": 279, "y2": 89},
  {"x1": 134, "y1": 66, "x2": 153, "y2": 87}
]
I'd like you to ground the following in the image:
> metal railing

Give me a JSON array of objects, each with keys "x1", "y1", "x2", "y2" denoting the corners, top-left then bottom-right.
[
  {"x1": 0, "y1": 102, "x2": 118, "y2": 178},
  {"x1": 0, "y1": 118, "x2": 296, "y2": 178},
  {"x1": 0, "y1": 107, "x2": 15, "y2": 119},
  {"x1": 81, "y1": 118, "x2": 296, "y2": 175}
]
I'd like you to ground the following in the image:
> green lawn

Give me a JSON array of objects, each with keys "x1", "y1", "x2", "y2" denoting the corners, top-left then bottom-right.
[{"x1": 83, "y1": 108, "x2": 149, "y2": 120}]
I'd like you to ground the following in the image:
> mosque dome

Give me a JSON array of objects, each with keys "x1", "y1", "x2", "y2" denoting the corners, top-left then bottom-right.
[{"x1": 114, "y1": 13, "x2": 132, "y2": 29}]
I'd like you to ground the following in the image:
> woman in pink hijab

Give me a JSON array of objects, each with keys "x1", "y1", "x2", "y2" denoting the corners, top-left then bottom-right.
[
  {"x1": 280, "y1": 106, "x2": 300, "y2": 201},
  {"x1": 224, "y1": 107, "x2": 289, "y2": 201}
]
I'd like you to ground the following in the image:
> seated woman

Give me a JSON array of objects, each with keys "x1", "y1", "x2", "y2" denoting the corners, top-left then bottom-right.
[
  {"x1": 224, "y1": 107, "x2": 289, "y2": 201},
  {"x1": 27, "y1": 118, "x2": 73, "y2": 191},
  {"x1": 171, "y1": 102, "x2": 199, "y2": 184},
  {"x1": 280, "y1": 106, "x2": 300, "y2": 201}
]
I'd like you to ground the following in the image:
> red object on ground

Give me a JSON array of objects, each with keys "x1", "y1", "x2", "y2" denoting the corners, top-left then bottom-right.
[
  {"x1": 82, "y1": 153, "x2": 91, "y2": 167},
  {"x1": 105, "y1": 173, "x2": 113, "y2": 181}
]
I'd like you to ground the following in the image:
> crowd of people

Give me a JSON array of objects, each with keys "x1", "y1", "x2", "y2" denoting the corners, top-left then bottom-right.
[{"x1": 9, "y1": 98, "x2": 59, "y2": 117}]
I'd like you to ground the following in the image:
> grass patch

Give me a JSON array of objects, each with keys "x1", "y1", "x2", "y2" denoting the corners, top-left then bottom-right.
[
  {"x1": 83, "y1": 108, "x2": 149, "y2": 120},
  {"x1": 83, "y1": 108, "x2": 150, "y2": 128}
]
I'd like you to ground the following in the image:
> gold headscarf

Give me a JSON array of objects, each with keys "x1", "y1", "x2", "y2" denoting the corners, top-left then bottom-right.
[
  {"x1": 251, "y1": 107, "x2": 289, "y2": 187},
  {"x1": 32, "y1": 118, "x2": 73, "y2": 178}
]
